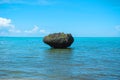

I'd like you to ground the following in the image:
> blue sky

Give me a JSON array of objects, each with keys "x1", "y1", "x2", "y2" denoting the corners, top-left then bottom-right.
[{"x1": 0, "y1": 0, "x2": 120, "y2": 37}]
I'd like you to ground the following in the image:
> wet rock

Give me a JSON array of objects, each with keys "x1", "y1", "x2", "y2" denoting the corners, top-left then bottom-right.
[{"x1": 43, "y1": 33, "x2": 74, "y2": 48}]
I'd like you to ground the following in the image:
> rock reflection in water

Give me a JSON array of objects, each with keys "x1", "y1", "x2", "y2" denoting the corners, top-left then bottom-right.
[{"x1": 42, "y1": 48, "x2": 79, "y2": 80}]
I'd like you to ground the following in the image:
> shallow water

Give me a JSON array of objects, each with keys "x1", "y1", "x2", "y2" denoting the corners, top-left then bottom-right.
[{"x1": 0, "y1": 37, "x2": 120, "y2": 80}]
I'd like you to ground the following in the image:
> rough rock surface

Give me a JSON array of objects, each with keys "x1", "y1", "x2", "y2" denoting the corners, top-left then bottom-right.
[{"x1": 43, "y1": 33, "x2": 74, "y2": 48}]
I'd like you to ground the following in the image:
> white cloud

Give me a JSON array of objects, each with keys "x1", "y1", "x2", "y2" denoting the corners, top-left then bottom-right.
[
  {"x1": 0, "y1": 17, "x2": 49, "y2": 36},
  {"x1": 0, "y1": 17, "x2": 13, "y2": 27},
  {"x1": 0, "y1": 17, "x2": 21, "y2": 35},
  {"x1": 0, "y1": 17, "x2": 13, "y2": 35},
  {"x1": 24, "y1": 25, "x2": 39, "y2": 33}
]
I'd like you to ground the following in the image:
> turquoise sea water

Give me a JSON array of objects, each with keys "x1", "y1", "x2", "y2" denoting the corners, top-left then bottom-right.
[{"x1": 0, "y1": 37, "x2": 120, "y2": 80}]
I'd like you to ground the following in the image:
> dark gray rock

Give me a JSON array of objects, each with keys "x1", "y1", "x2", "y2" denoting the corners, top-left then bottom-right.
[{"x1": 43, "y1": 33, "x2": 74, "y2": 48}]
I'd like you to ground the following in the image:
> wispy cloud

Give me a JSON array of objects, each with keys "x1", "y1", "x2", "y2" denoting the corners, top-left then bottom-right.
[
  {"x1": 40, "y1": 29, "x2": 49, "y2": 34},
  {"x1": 0, "y1": 0, "x2": 55, "y2": 5},
  {"x1": 40, "y1": 29, "x2": 46, "y2": 33},
  {"x1": 115, "y1": 25, "x2": 120, "y2": 31},
  {"x1": 24, "y1": 25, "x2": 39, "y2": 34},
  {"x1": 9, "y1": 28, "x2": 21, "y2": 33},
  {"x1": 0, "y1": 17, "x2": 49, "y2": 36},
  {"x1": 24, "y1": 25, "x2": 48, "y2": 34}
]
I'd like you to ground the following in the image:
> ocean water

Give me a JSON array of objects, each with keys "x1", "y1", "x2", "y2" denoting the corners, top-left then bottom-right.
[{"x1": 0, "y1": 37, "x2": 120, "y2": 80}]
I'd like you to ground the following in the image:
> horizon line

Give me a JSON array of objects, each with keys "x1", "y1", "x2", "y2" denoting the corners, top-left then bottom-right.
[{"x1": 0, "y1": 36, "x2": 120, "y2": 38}]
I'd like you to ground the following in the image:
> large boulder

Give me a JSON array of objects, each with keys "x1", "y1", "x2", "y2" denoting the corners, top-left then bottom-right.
[{"x1": 43, "y1": 33, "x2": 74, "y2": 48}]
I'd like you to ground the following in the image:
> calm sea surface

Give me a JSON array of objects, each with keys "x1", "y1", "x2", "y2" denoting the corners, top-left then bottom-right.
[{"x1": 0, "y1": 37, "x2": 120, "y2": 80}]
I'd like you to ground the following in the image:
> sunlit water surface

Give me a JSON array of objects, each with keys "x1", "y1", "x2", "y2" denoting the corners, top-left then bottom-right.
[{"x1": 0, "y1": 37, "x2": 120, "y2": 80}]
